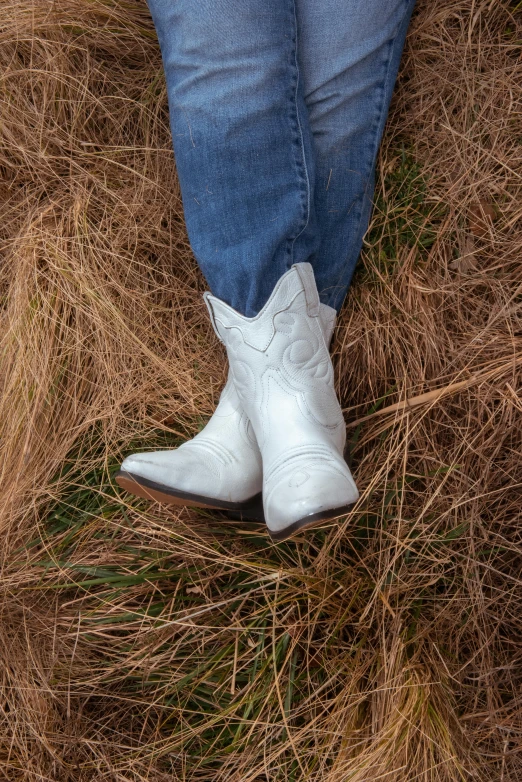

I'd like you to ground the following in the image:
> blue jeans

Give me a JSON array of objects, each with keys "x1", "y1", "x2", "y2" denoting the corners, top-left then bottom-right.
[{"x1": 148, "y1": 0, "x2": 416, "y2": 316}]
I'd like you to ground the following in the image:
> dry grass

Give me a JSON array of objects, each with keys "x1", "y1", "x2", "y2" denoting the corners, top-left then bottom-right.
[{"x1": 0, "y1": 0, "x2": 521, "y2": 779}]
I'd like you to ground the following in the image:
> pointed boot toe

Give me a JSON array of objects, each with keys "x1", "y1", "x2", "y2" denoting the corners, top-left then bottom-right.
[
  {"x1": 115, "y1": 377, "x2": 264, "y2": 518},
  {"x1": 264, "y1": 458, "x2": 359, "y2": 540},
  {"x1": 119, "y1": 447, "x2": 219, "y2": 499}
]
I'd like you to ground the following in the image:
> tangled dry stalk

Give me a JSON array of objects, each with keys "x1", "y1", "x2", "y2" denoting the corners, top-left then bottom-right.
[{"x1": 0, "y1": 1, "x2": 521, "y2": 780}]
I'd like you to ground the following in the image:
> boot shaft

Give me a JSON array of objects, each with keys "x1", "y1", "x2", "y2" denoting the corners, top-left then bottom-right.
[{"x1": 204, "y1": 264, "x2": 346, "y2": 458}]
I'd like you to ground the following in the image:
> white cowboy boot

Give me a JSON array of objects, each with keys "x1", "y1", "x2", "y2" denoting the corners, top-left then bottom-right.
[
  {"x1": 204, "y1": 263, "x2": 359, "y2": 540},
  {"x1": 115, "y1": 302, "x2": 337, "y2": 522},
  {"x1": 115, "y1": 375, "x2": 265, "y2": 519}
]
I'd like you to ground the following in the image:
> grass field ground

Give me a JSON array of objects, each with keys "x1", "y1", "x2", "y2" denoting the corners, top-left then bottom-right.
[{"x1": 0, "y1": 1, "x2": 521, "y2": 780}]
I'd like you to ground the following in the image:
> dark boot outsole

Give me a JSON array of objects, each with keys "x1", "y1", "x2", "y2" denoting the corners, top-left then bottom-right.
[
  {"x1": 267, "y1": 502, "x2": 356, "y2": 541},
  {"x1": 114, "y1": 470, "x2": 265, "y2": 522},
  {"x1": 115, "y1": 471, "x2": 355, "y2": 540}
]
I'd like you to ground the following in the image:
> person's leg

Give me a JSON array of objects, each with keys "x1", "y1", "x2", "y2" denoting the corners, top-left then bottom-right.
[
  {"x1": 117, "y1": 0, "x2": 332, "y2": 518},
  {"x1": 296, "y1": 0, "x2": 416, "y2": 310},
  {"x1": 118, "y1": 0, "x2": 416, "y2": 537},
  {"x1": 147, "y1": 0, "x2": 415, "y2": 316},
  {"x1": 146, "y1": 0, "x2": 318, "y2": 317}
]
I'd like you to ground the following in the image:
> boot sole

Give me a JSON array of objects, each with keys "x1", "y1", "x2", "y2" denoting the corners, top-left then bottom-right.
[
  {"x1": 114, "y1": 469, "x2": 265, "y2": 522},
  {"x1": 268, "y1": 502, "x2": 356, "y2": 542}
]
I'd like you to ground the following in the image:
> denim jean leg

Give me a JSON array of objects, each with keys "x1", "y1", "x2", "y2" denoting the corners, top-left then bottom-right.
[
  {"x1": 147, "y1": 0, "x2": 319, "y2": 316},
  {"x1": 296, "y1": 0, "x2": 416, "y2": 311}
]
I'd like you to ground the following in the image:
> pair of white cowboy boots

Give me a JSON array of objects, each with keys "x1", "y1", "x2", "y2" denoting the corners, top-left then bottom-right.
[{"x1": 115, "y1": 263, "x2": 359, "y2": 541}]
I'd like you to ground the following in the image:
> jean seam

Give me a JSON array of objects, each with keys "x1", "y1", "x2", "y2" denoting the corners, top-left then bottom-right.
[
  {"x1": 331, "y1": 0, "x2": 413, "y2": 309},
  {"x1": 286, "y1": 0, "x2": 311, "y2": 266}
]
